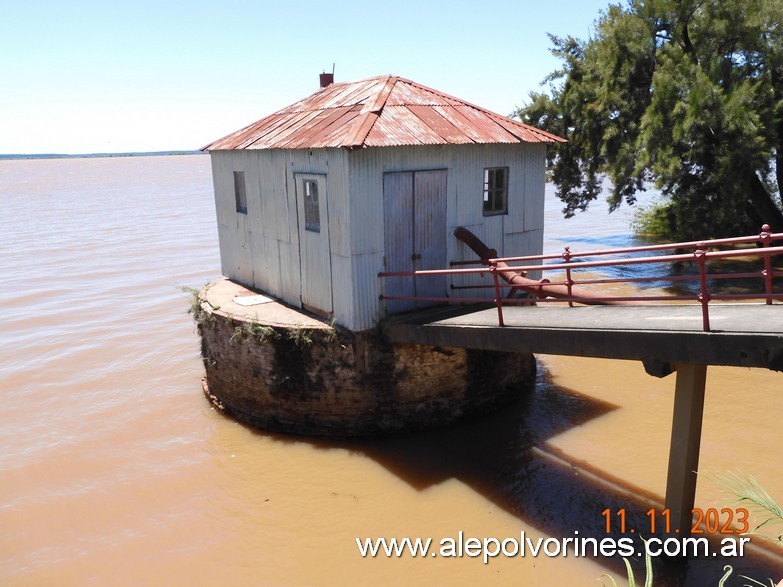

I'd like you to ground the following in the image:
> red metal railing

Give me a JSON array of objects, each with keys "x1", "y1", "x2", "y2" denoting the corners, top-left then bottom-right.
[{"x1": 378, "y1": 224, "x2": 783, "y2": 331}]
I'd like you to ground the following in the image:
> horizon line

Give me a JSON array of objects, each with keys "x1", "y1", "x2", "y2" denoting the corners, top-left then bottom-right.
[{"x1": 0, "y1": 150, "x2": 206, "y2": 161}]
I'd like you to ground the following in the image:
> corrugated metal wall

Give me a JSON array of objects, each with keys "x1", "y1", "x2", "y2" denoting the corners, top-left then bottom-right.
[
  {"x1": 348, "y1": 146, "x2": 452, "y2": 329},
  {"x1": 209, "y1": 142, "x2": 546, "y2": 332},
  {"x1": 210, "y1": 147, "x2": 352, "y2": 323},
  {"x1": 283, "y1": 149, "x2": 351, "y2": 323},
  {"x1": 293, "y1": 172, "x2": 333, "y2": 314},
  {"x1": 379, "y1": 170, "x2": 448, "y2": 313},
  {"x1": 210, "y1": 151, "x2": 253, "y2": 285},
  {"x1": 347, "y1": 143, "x2": 546, "y2": 329}
]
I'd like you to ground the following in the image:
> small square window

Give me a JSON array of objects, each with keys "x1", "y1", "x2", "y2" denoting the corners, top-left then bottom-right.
[
  {"x1": 233, "y1": 171, "x2": 247, "y2": 214},
  {"x1": 303, "y1": 179, "x2": 320, "y2": 232},
  {"x1": 482, "y1": 167, "x2": 508, "y2": 216}
]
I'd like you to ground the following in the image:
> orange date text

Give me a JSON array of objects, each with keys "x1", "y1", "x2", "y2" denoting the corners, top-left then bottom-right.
[{"x1": 601, "y1": 507, "x2": 750, "y2": 535}]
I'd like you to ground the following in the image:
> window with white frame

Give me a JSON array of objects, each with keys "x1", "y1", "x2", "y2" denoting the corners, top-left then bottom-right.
[
  {"x1": 233, "y1": 171, "x2": 247, "y2": 214},
  {"x1": 482, "y1": 167, "x2": 508, "y2": 216},
  {"x1": 303, "y1": 179, "x2": 320, "y2": 232}
]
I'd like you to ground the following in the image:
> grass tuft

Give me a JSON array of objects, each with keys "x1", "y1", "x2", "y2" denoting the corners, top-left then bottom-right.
[
  {"x1": 714, "y1": 471, "x2": 783, "y2": 543},
  {"x1": 230, "y1": 320, "x2": 279, "y2": 344},
  {"x1": 180, "y1": 285, "x2": 215, "y2": 326}
]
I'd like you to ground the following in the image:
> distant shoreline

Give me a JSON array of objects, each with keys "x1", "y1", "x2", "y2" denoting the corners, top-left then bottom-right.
[{"x1": 0, "y1": 150, "x2": 206, "y2": 161}]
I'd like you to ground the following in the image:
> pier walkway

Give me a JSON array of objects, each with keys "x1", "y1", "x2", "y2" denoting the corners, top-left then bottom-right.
[
  {"x1": 384, "y1": 302, "x2": 783, "y2": 371},
  {"x1": 379, "y1": 226, "x2": 783, "y2": 536}
]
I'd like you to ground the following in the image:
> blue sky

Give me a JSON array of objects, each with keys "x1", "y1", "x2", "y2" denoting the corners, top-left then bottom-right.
[{"x1": 1, "y1": 0, "x2": 612, "y2": 154}]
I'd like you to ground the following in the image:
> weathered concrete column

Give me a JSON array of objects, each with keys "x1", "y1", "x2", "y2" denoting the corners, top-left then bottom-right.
[
  {"x1": 664, "y1": 362, "x2": 708, "y2": 535},
  {"x1": 195, "y1": 278, "x2": 538, "y2": 437}
]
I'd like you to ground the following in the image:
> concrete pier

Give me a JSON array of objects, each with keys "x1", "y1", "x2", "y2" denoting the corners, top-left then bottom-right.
[
  {"x1": 194, "y1": 279, "x2": 537, "y2": 437},
  {"x1": 383, "y1": 303, "x2": 783, "y2": 370}
]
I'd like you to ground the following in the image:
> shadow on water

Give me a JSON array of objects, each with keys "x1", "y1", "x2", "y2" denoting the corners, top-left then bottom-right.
[{"x1": 253, "y1": 361, "x2": 782, "y2": 586}]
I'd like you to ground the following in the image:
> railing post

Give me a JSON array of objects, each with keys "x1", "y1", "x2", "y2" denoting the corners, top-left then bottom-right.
[
  {"x1": 760, "y1": 223, "x2": 773, "y2": 305},
  {"x1": 694, "y1": 244, "x2": 710, "y2": 331},
  {"x1": 490, "y1": 261, "x2": 505, "y2": 327},
  {"x1": 562, "y1": 246, "x2": 574, "y2": 307}
]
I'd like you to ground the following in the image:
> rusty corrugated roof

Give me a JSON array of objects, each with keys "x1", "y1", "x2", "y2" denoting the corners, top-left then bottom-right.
[{"x1": 202, "y1": 75, "x2": 565, "y2": 150}]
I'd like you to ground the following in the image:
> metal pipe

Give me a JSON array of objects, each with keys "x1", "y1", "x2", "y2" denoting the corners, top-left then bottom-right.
[
  {"x1": 380, "y1": 224, "x2": 781, "y2": 321},
  {"x1": 453, "y1": 226, "x2": 643, "y2": 306}
]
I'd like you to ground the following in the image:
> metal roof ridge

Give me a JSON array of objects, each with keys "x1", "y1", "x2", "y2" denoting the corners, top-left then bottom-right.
[
  {"x1": 201, "y1": 74, "x2": 566, "y2": 150},
  {"x1": 360, "y1": 75, "x2": 398, "y2": 114},
  {"x1": 346, "y1": 75, "x2": 399, "y2": 148}
]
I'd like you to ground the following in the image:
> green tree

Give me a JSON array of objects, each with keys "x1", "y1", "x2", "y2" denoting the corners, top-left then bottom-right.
[{"x1": 518, "y1": 0, "x2": 783, "y2": 240}]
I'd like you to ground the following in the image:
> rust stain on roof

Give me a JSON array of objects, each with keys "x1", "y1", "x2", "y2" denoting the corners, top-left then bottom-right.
[{"x1": 202, "y1": 75, "x2": 565, "y2": 150}]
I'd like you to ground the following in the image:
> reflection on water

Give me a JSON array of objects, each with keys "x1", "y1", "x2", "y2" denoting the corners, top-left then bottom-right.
[{"x1": 1, "y1": 158, "x2": 781, "y2": 586}]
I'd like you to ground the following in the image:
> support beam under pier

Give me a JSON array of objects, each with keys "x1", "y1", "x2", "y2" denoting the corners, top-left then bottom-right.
[{"x1": 664, "y1": 363, "x2": 708, "y2": 536}]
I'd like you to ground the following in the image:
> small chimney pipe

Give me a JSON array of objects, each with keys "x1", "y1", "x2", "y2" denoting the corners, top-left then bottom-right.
[{"x1": 319, "y1": 73, "x2": 334, "y2": 88}]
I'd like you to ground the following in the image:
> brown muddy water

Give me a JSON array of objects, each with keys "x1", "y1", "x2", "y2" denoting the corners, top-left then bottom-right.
[{"x1": 1, "y1": 155, "x2": 781, "y2": 586}]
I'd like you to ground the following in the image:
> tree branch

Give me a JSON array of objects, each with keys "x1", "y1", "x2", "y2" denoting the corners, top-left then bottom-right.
[
  {"x1": 680, "y1": 18, "x2": 698, "y2": 64},
  {"x1": 745, "y1": 171, "x2": 783, "y2": 232}
]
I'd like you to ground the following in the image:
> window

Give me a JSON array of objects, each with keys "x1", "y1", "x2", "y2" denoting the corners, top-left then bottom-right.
[
  {"x1": 303, "y1": 179, "x2": 320, "y2": 232},
  {"x1": 233, "y1": 171, "x2": 247, "y2": 214},
  {"x1": 482, "y1": 167, "x2": 508, "y2": 216}
]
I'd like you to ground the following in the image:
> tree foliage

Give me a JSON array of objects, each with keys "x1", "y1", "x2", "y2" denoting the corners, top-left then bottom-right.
[{"x1": 518, "y1": 0, "x2": 783, "y2": 240}]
